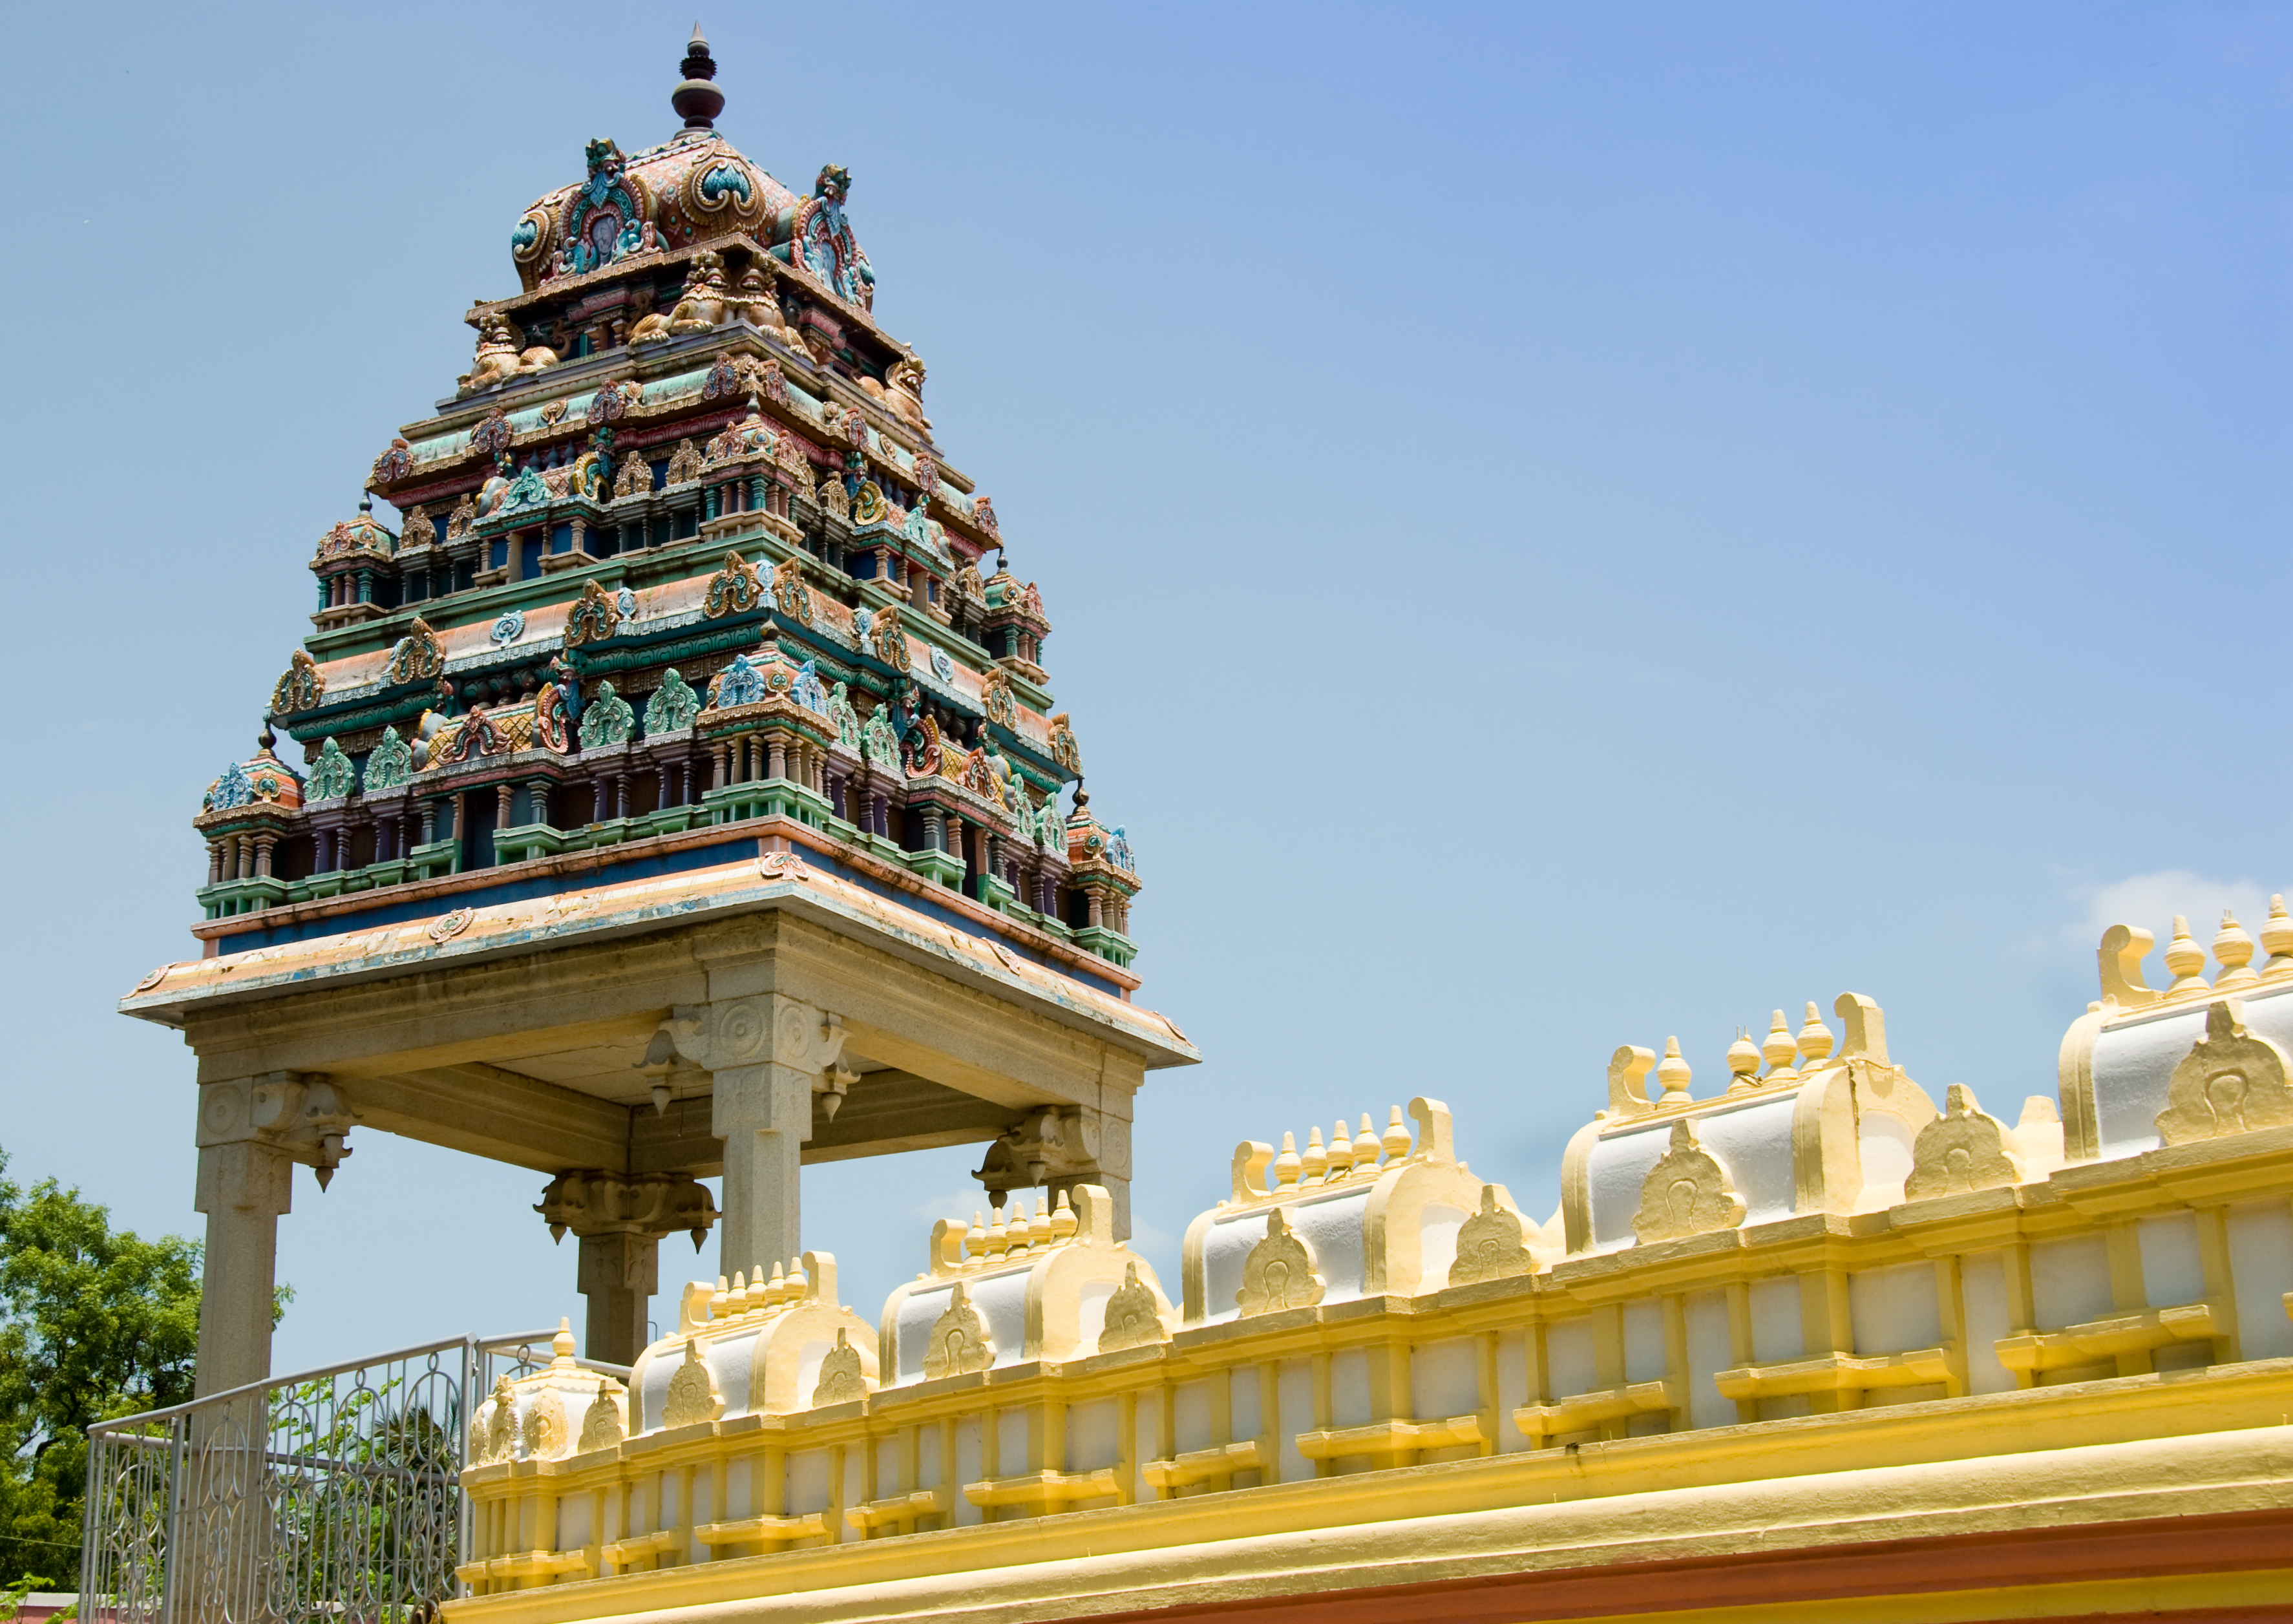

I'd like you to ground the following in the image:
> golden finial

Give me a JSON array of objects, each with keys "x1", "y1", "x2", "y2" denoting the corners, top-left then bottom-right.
[
  {"x1": 1656, "y1": 1037, "x2": 1693, "y2": 1104},
  {"x1": 1301, "y1": 1126, "x2": 1328, "y2": 1183},
  {"x1": 2164, "y1": 915, "x2": 2210, "y2": 995},
  {"x1": 1353, "y1": 1113, "x2": 1380, "y2": 1167},
  {"x1": 1380, "y1": 1106, "x2": 1413, "y2": 1163},
  {"x1": 986, "y1": 1205, "x2": 1009, "y2": 1256},
  {"x1": 1273, "y1": 1132, "x2": 1302, "y2": 1188},
  {"x1": 1326, "y1": 1120, "x2": 1356, "y2": 1179},
  {"x1": 728, "y1": 1269, "x2": 750, "y2": 1313},
  {"x1": 1725, "y1": 1028, "x2": 1761, "y2": 1094},
  {"x1": 712, "y1": 1274, "x2": 730, "y2": 1314},
  {"x1": 2263, "y1": 896, "x2": 2293, "y2": 981},
  {"x1": 965, "y1": 1212, "x2": 987, "y2": 1260},
  {"x1": 1050, "y1": 1188, "x2": 1077, "y2": 1242},
  {"x1": 1761, "y1": 1011, "x2": 1799, "y2": 1082},
  {"x1": 1027, "y1": 1197, "x2": 1052, "y2": 1249},
  {"x1": 2214, "y1": 909, "x2": 2259, "y2": 991},
  {"x1": 1797, "y1": 1002, "x2": 1835, "y2": 1068},
  {"x1": 785, "y1": 1260, "x2": 807, "y2": 1299},
  {"x1": 552, "y1": 1318, "x2": 576, "y2": 1365}
]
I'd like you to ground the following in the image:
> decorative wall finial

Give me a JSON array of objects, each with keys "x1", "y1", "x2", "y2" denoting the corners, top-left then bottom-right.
[{"x1": 673, "y1": 25, "x2": 724, "y2": 132}]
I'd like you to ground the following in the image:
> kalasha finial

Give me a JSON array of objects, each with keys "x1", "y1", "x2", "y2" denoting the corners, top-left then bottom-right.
[
  {"x1": 257, "y1": 725, "x2": 277, "y2": 754},
  {"x1": 673, "y1": 25, "x2": 724, "y2": 132}
]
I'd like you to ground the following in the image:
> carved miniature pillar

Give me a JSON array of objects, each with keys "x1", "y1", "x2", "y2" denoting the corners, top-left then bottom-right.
[
  {"x1": 1087, "y1": 891, "x2": 1104, "y2": 929},
  {"x1": 569, "y1": 518, "x2": 588, "y2": 555},
  {"x1": 657, "y1": 763, "x2": 671, "y2": 808},
  {"x1": 538, "y1": 1172, "x2": 718, "y2": 1365},
  {"x1": 615, "y1": 774, "x2": 630, "y2": 819},
  {"x1": 591, "y1": 777, "x2": 608, "y2": 824},
  {"x1": 419, "y1": 800, "x2": 438, "y2": 845},
  {"x1": 356, "y1": 571, "x2": 374, "y2": 605},
  {"x1": 768, "y1": 736, "x2": 787, "y2": 781},
  {"x1": 704, "y1": 485, "x2": 721, "y2": 522},
  {"x1": 711, "y1": 743, "x2": 728, "y2": 792},
  {"x1": 192, "y1": 1075, "x2": 356, "y2": 1396},
  {"x1": 664, "y1": 997, "x2": 849, "y2": 1282},
  {"x1": 206, "y1": 842, "x2": 224, "y2": 885},
  {"x1": 255, "y1": 834, "x2": 277, "y2": 879}
]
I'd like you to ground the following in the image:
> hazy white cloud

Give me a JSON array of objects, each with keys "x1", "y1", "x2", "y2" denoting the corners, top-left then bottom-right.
[{"x1": 2060, "y1": 870, "x2": 2271, "y2": 964}]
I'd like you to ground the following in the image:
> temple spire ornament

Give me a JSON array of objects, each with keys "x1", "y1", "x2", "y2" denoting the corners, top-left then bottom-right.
[{"x1": 673, "y1": 25, "x2": 724, "y2": 132}]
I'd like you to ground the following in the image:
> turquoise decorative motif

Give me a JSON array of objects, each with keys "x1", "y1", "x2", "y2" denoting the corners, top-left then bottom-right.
[
  {"x1": 861, "y1": 704, "x2": 900, "y2": 771},
  {"x1": 207, "y1": 761, "x2": 254, "y2": 811},
  {"x1": 306, "y1": 737, "x2": 355, "y2": 801},
  {"x1": 828, "y1": 682, "x2": 861, "y2": 750},
  {"x1": 713, "y1": 655, "x2": 767, "y2": 708},
  {"x1": 363, "y1": 726, "x2": 414, "y2": 792},
  {"x1": 644, "y1": 668, "x2": 700, "y2": 733},
  {"x1": 579, "y1": 680, "x2": 635, "y2": 747},
  {"x1": 790, "y1": 659, "x2": 829, "y2": 714}
]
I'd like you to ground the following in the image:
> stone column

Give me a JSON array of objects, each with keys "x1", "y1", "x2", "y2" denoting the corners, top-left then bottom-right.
[
  {"x1": 662, "y1": 997, "x2": 850, "y2": 1282},
  {"x1": 537, "y1": 1172, "x2": 719, "y2": 1365},
  {"x1": 191, "y1": 1076, "x2": 358, "y2": 1397}
]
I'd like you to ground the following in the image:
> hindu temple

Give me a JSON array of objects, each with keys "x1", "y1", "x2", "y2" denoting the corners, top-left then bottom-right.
[{"x1": 98, "y1": 30, "x2": 2293, "y2": 1624}]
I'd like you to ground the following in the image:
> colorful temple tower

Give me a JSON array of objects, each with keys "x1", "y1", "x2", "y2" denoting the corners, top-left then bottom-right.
[
  {"x1": 127, "y1": 30, "x2": 1192, "y2": 1384},
  {"x1": 100, "y1": 33, "x2": 2293, "y2": 1624}
]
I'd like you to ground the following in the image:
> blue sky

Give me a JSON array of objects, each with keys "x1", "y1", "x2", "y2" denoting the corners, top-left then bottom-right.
[{"x1": 0, "y1": 3, "x2": 2285, "y2": 1371}]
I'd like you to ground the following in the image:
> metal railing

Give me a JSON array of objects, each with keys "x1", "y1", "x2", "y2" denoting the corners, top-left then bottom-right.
[{"x1": 79, "y1": 1332, "x2": 629, "y2": 1624}]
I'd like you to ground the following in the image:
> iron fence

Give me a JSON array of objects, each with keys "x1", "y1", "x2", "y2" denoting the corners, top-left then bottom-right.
[{"x1": 79, "y1": 1332, "x2": 629, "y2": 1624}]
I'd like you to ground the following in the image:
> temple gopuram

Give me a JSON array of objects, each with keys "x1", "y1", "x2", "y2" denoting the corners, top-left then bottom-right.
[{"x1": 100, "y1": 32, "x2": 2293, "y2": 1624}]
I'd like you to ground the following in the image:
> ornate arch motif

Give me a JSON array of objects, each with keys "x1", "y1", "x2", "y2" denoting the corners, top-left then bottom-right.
[
  {"x1": 922, "y1": 1283, "x2": 992, "y2": 1378},
  {"x1": 305, "y1": 738, "x2": 355, "y2": 801},
  {"x1": 2158, "y1": 1000, "x2": 2293, "y2": 1144},
  {"x1": 479, "y1": 1375, "x2": 519, "y2": 1463},
  {"x1": 703, "y1": 551, "x2": 762, "y2": 618},
  {"x1": 661, "y1": 1338, "x2": 723, "y2": 1428},
  {"x1": 272, "y1": 650, "x2": 326, "y2": 715},
  {"x1": 521, "y1": 1389, "x2": 568, "y2": 1461},
  {"x1": 1633, "y1": 1120, "x2": 1746, "y2": 1243},
  {"x1": 370, "y1": 438, "x2": 414, "y2": 486},
  {"x1": 579, "y1": 682, "x2": 635, "y2": 748},
  {"x1": 1098, "y1": 1261, "x2": 1168, "y2": 1353},
  {"x1": 665, "y1": 439, "x2": 704, "y2": 486},
  {"x1": 564, "y1": 578, "x2": 623, "y2": 647},
  {"x1": 586, "y1": 379, "x2": 640, "y2": 425},
  {"x1": 869, "y1": 604, "x2": 911, "y2": 673},
  {"x1": 1450, "y1": 1186, "x2": 1536, "y2": 1285},
  {"x1": 362, "y1": 726, "x2": 414, "y2": 792},
  {"x1": 534, "y1": 682, "x2": 570, "y2": 752},
  {"x1": 980, "y1": 667, "x2": 1019, "y2": 730},
  {"x1": 612, "y1": 452, "x2": 651, "y2": 499},
  {"x1": 1048, "y1": 713, "x2": 1082, "y2": 774},
  {"x1": 644, "y1": 669, "x2": 701, "y2": 733},
  {"x1": 1237, "y1": 1209, "x2": 1323, "y2": 1316},
  {"x1": 770, "y1": 557, "x2": 816, "y2": 626},
  {"x1": 469, "y1": 408, "x2": 515, "y2": 459},
  {"x1": 810, "y1": 1328, "x2": 868, "y2": 1407},
  {"x1": 388, "y1": 619, "x2": 446, "y2": 686},
  {"x1": 1905, "y1": 1084, "x2": 2020, "y2": 1199},
  {"x1": 682, "y1": 149, "x2": 770, "y2": 238},
  {"x1": 577, "y1": 1384, "x2": 626, "y2": 1451},
  {"x1": 559, "y1": 139, "x2": 655, "y2": 277}
]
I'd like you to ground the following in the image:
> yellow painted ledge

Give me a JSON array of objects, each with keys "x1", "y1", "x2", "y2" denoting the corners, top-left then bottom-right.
[{"x1": 443, "y1": 1401, "x2": 2293, "y2": 1624}]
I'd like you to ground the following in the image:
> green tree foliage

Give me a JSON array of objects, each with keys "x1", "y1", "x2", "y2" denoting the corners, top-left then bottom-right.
[{"x1": 0, "y1": 1150, "x2": 205, "y2": 1588}]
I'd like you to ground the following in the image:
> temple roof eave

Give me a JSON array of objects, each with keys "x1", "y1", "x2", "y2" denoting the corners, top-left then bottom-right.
[{"x1": 123, "y1": 854, "x2": 1192, "y2": 1066}]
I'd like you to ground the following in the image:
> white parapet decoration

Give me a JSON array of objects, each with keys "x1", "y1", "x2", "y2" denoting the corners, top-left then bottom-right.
[
  {"x1": 623, "y1": 1249, "x2": 879, "y2": 1431},
  {"x1": 1559, "y1": 993, "x2": 1941, "y2": 1256},
  {"x1": 1180, "y1": 1097, "x2": 1529, "y2": 1323},
  {"x1": 879, "y1": 1183, "x2": 1174, "y2": 1380}
]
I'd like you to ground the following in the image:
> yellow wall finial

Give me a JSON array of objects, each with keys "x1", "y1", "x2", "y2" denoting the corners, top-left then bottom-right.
[{"x1": 1656, "y1": 1037, "x2": 1693, "y2": 1104}]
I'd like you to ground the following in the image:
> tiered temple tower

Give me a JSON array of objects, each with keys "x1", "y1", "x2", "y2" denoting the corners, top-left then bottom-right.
[{"x1": 129, "y1": 32, "x2": 1194, "y2": 1386}]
